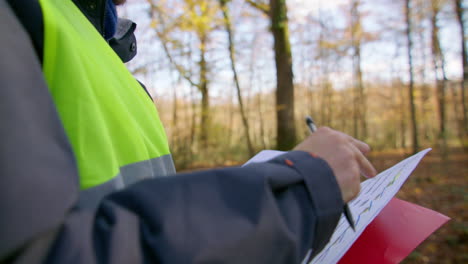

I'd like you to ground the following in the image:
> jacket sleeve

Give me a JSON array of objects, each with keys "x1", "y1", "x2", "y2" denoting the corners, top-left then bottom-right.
[{"x1": 0, "y1": 2, "x2": 343, "y2": 263}]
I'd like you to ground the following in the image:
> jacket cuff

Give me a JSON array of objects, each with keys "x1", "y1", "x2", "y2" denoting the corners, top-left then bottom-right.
[{"x1": 270, "y1": 151, "x2": 344, "y2": 254}]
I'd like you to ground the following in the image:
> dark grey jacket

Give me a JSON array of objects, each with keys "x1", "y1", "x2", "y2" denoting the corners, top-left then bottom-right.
[{"x1": 0, "y1": 0, "x2": 344, "y2": 263}]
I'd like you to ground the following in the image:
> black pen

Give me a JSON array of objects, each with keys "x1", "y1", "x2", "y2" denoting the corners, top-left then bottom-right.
[{"x1": 305, "y1": 116, "x2": 356, "y2": 231}]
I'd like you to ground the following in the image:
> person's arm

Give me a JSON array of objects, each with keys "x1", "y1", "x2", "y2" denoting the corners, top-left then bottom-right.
[
  {"x1": 0, "y1": 2, "x2": 371, "y2": 263},
  {"x1": 43, "y1": 152, "x2": 342, "y2": 264}
]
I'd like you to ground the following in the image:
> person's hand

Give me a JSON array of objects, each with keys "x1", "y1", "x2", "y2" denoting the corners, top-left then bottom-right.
[{"x1": 293, "y1": 127, "x2": 377, "y2": 203}]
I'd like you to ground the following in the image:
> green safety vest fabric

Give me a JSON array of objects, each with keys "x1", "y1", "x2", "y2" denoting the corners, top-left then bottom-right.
[{"x1": 39, "y1": 0, "x2": 173, "y2": 191}]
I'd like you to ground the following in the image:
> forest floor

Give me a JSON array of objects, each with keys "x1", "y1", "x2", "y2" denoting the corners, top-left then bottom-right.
[
  {"x1": 182, "y1": 147, "x2": 467, "y2": 263},
  {"x1": 368, "y1": 147, "x2": 468, "y2": 264}
]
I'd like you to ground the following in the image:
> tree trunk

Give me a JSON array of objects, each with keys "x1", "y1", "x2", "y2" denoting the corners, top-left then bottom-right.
[
  {"x1": 318, "y1": 22, "x2": 327, "y2": 127},
  {"x1": 171, "y1": 81, "x2": 178, "y2": 146},
  {"x1": 350, "y1": 0, "x2": 366, "y2": 140},
  {"x1": 356, "y1": 45, "x2": 367, "y2": 140},
  {"x1": 190, "y1": 86, "x2": 197, "y2": 148},
  {"x1": 255, "y1": 80, "x2": 267, "y2": 150},
  {"x1": 227, "y1": 95, "x2": 235, "y2": 148},
  {"x1": 399, "y1": 81, "x2": 407, "y2": 149},
  {"x1": 431, "y1": 0, "x2": 448, "y2": 158},
  {"x1": 454, "y1": 0, "x2": 468, "y2": 134},
  {"x1": 450, "y1": 82, "x2": 466, "y2": 147},
  {"x1": 219, "y1": 0, "x2": 255, "y2": 156},
  {"x1": 249, "y1": 32, "x2": 267, "y2": 150},
  {"x1": 405, "y1": 0, "x2": 419, "y2": 154},
  {"x1": 199, "y1": 35, "x2": 210, "y2": 146},
  {"x1": 325, "y1": 82, "x2": 333, "y2": 126},
  {"x1": 270, "y1": 0, "x2": 296, "y2": 150},
  {"x1": 416, "y1": 0, "x2": 431, "y2": 142}
]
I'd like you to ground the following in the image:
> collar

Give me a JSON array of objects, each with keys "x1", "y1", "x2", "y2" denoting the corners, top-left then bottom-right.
[
  {"x1": 104, "y1": 0, "x2": 117, "y2": 39},
  {"x1": 72, "y1": 0, "x2": 137, "y2": 62},
  {"x1": 72, "y1": 0, "x2": 118, "y2": 40},
  {"x1": 109, "y1": 18, "x2": 137, "y2": 62}
]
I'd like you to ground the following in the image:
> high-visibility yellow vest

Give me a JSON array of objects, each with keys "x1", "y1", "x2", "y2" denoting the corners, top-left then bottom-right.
[{"x1": 39, "y1": 0, "x2": 175, "y2": 207}]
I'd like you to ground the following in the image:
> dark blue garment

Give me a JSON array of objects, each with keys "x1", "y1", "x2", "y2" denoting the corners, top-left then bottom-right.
[{"x1": 104, "y1": 0, "x2": 117, "y2": 40}]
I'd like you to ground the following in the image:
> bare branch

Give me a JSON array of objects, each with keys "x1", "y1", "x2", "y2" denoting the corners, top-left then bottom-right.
[
  {"x1": 245, "y1": 0, "x2": 270, "y2": 16},
  {"x1": 146, "y1": 0, "x2": 200, "y2": 89}
]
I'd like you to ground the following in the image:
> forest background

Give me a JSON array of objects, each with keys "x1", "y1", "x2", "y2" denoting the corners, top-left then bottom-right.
[{"x1": 120, "y1": 0, "x2": 467, "y2": 262}]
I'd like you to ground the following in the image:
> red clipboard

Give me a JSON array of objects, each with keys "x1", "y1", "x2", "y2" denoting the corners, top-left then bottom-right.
[{"x1": 338, "y1": 198, "x2": 450, "y2": 264}]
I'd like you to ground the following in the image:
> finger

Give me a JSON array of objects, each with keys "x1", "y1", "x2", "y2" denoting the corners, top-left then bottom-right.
[
  {"x1": 336, "y1": 130, "x2": 371, "y2": 154},
  {"x1": 351, "y1": 138, "x2": 371, "y2": 155},
  {"x1": 349, "y1": 143, "x2": 377, "y2": 178}
]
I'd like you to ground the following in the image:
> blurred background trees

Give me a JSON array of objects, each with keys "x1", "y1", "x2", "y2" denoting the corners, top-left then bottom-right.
[{"x1": 122, "y1": 0, "x2": 467, "y2": 168}]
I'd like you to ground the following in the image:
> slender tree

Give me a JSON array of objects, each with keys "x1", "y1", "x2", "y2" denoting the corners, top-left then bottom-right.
[
  {"x1": 148, "y1": 0, "x2": 220, "y2": 146},
  {"x1": 414, "y1": 0, "x2": 431, "y2": 142},
  {"x1": 454, "y1": 0, "x2": 468, "y2": 132},
  {"x1": 430, "y1": 0, "x2": 448, "y2": 156},
  {"x1": 315, "y1": 18, "x2": 334, "y2": 128},
  {"x1": 349, "y1": 0, "x2": 367, "y2": 140},
  {"x1": 171, "y1": 76, "x2": 178, "y2": 146},
  {"x1": 198, "y1": 32, "x2": 210, "y2": 145},
  {"x1": 405, "y1": 0, "x2": 420, "y2": 154},
  {"x1": 219, "y1": 0, "x2": 255, "y2": 156},
  {"x1": 251, "y1": 36, "x2": 268, "y2": 150}
]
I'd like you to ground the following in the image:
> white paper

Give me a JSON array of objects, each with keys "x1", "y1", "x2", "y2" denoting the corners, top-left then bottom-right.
[
  {"x1": 244, "y1": 148, "x2": 432, "y2": 264},
  {"x1": 310, "y1": 148, "x2": 431, "y2": 264}
]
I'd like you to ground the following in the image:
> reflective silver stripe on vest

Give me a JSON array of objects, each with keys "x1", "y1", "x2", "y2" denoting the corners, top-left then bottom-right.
[{"x1": 77, "y1": 154, "x2": 176, "y2": 209}]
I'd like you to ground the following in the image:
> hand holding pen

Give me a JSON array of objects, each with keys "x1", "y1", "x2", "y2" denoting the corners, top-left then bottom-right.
[{"x1": 294, "y1": 116, "x2": 378, "y2": 230}]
